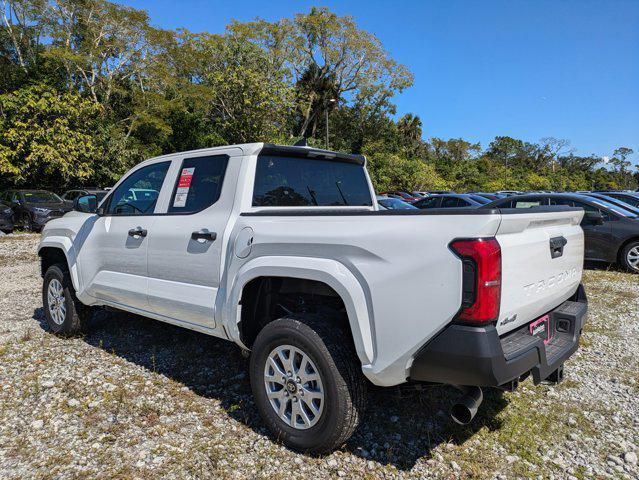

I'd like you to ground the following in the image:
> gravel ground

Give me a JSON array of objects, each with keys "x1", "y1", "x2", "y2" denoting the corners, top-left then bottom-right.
[{"x1": 0, "y1": 233, "x2": 637, "y2": 479}]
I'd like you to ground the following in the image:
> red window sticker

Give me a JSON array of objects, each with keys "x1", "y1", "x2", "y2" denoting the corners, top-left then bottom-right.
[{"x1": 173, "y1": 167, "x2": 195, "y2": 207}]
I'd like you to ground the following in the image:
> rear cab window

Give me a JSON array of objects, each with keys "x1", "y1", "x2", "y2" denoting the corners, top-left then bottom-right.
[{"x1": 252, "y1": 155, "x2": 372, "y2": 207}]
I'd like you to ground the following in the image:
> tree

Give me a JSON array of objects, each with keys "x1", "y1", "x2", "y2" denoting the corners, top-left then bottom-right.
[
  {"x1": 537, "y1": 137, "x2": 572, "y2": 171},
  {"x1": 0, "y1": 84, "x2": 103, "y2": 189},
  {"x1": 46, "y1": 0, "x2": 159, "y2": 104},
  {"x1": 229, "y1": 6, "x2": 413, "y2": 137},
  {"x1": 153, "y1": 30, "x2": 295, "y2": 145}
]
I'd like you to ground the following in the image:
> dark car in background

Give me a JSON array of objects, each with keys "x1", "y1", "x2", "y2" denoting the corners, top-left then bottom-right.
[
  {"x1": 0, "y1": 190, "x2": 70, "y2": 232},
  {"x1": 594, "y1": 191, "x2": 639, "y2": 209},
  {"x1": 484, "y1": 193, "x2": 639, "y2": 273},
  {"x1": 378, "y1": 190, "x2": 422, "y2": 202},
  {"x1": 413, "y1": 193, "x2": 490, "y2": 209},
  {"x1": 466, "y1": 192, "x2": 506, "y2": 201},
  {"x1": 0, "y1": 201, "x2": 14, "y2": 233},
  {"x1": 61, "y1": 188, "x2": 109, "y2": 208},
  {"x1": 584, "y1": 193, "x2": 639, "y2": 216},
  {"x1": 376, "y1": 196, "x2": 419, "y2": 210}
]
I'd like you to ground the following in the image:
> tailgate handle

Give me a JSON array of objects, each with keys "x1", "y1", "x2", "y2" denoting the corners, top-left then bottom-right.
[{"x1": 549, "y1": 236, "x2": 567, "y2": 259}]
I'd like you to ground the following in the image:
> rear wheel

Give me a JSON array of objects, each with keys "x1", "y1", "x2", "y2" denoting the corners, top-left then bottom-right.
[
  {"x1": 42, "y1": 264, "x2": 91, "y2": 335},
  {"x1": 621, "y1": 241, "x2": 639, "y2": 273},
  {"x1": 249, "y1": 316, "x2": 366, "y2": 453}
]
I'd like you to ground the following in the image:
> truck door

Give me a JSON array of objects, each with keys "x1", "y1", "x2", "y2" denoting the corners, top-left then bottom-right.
[
  {"x1": 146, "y1": 150, "x2": 241, "y2": 328},
  {"x1": 79, "y1": 160, "x2": 172, "y2": 311}
]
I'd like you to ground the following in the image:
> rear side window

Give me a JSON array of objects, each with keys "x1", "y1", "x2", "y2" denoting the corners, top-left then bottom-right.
[
  {"x1": 549, "y1": 198, "x2": 574, "y2": 206},
  {"x1": 441, "y1": 197, "x2": 460, "y2": 208},
  {"x1": 610, "y1": 194, "x2": 639, "y2": 207},
  {"x1": 252, "y1": 155, "x2": 372, "y2": 207},
  {"x1": 414, "y1": 197, "x2": 439, "y2": 209},
  {"x1": 169, "y1": 155, "x2": 229, "y2": 214}
]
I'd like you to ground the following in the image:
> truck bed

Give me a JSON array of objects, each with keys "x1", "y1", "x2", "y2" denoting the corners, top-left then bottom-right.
[{"x1": 232, "y1": 205, "x2": 584, "y2": 386}]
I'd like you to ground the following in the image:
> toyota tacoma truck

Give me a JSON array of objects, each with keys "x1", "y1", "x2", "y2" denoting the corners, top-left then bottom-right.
[{"x1": 38, "y1": 143, "x2": 588, "y2": 453}]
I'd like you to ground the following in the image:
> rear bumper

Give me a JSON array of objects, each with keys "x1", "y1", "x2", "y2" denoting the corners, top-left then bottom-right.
[{"x1": 410, "y1": 285, "x2": 587, "y2": 387}]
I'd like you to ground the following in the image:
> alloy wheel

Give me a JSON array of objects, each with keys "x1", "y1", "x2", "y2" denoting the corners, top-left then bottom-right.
[
  {"x1": 47, "y1": 278, "x2": 66, "y2": 325},
  {"x1": 263, "y1": 344, "x2": 324, "y2": 430},
  {"x1": 627, "y1": 246, "x2": 639, "y2": 271}
]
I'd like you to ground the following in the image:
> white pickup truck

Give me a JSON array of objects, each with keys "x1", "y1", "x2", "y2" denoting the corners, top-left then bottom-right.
[{"x1": 38, "y1": 143, "x2": 588, "y2": 452}]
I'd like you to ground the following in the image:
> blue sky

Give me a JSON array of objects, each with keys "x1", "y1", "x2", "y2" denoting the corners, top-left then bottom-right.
[{"x1": 119, "y1": 0, "x2": 639, "y2": 163}]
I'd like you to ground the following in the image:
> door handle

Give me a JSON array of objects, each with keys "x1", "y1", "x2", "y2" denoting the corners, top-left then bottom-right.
[
  {"x1": 191, "y1": 230, "x2": 217, "y2": 242},
  {"x1": 128, "y1": 227, "x2": 147, "y2": 238}
]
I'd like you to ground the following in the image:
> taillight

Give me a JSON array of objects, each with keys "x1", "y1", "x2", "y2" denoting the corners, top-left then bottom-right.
[{"x1": 449, "y1": 238, "x2": 501, "y2": 324}]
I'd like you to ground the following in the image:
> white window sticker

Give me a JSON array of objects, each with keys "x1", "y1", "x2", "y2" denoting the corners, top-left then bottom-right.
[{"x1": 173, "y1": 167, "x2": 195, "y2": 208}]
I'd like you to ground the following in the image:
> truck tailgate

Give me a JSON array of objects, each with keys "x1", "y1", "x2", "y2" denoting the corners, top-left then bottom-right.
[{"x1": 495, "y1": 208, "x2": 584, "y2": 335}]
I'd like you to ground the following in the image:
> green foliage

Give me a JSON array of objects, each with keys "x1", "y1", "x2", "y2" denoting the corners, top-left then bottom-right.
[
  {"x1": 0, "y1": 1, "x2": 635, "y2": 193},
  {"x1": 0, "y1": 84, "x2": 102, "y2": 189}
]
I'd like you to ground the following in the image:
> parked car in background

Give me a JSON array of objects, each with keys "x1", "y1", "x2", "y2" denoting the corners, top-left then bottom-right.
[
  {"x1": 467, "y1": 192, "x2": 505, "y2": 201},
  {"x1": 378, "y1": 190, "x2": 421, "y2": 202},
  {"x1": 0, "y1": 201, "x2": 14, "y2": 233},
  {"x1": 413, "y1": 193, "x2": 490, "y2": 209},
  {"x1": 496, "y1": 190, "x2": 523, "y2": 196},
  {"x1": 594, "y1": 191, "x2": 639, "y2": 209},
  {"x1": 376, "y1": 196, "x2": 419, "y2": 210},
  {"x1": 411, "y1": 191, "x2": 429, "y2": 198},
  {"x1": 0, "y1": 190, "x2": 70, "y2": 232},
  {"x1": 485, "y1": 193, "x2": 639, "y2": 273},
  {"x1": 583, "y1": 193, "x2": 639, "y2": 216},
  {"x1": 61, "y1": 188, "x2": 109, "y2": 208}
]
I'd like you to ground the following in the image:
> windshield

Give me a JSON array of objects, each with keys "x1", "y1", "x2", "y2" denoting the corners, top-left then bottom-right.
[
  {"x1": 253, "y1": 155, "x2": 372, "y2": 207},
  {"x1": 378, "y1": 198, "x2": 418, "y2": 210},
  {"x1": 23, "y1": 191, "x2": 62, "y2": 203}
]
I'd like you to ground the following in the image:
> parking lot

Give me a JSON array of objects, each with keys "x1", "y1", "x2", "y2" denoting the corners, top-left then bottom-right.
[{"x1": 0, "y1": 233, "x2": 637, "y2": 479}]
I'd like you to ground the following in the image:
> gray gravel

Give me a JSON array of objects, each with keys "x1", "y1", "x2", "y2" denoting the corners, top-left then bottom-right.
[{"x1": 0, "y1": 234, "x2": 637, "y2": 479}]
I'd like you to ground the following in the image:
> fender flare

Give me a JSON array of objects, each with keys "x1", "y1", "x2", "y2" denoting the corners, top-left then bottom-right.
[
  {"x1": 37, "y1": 237, "x2": 81, "y2": 292},
  {"x1": 221, "y1": 255, "x2": 375, "y2": 366}
]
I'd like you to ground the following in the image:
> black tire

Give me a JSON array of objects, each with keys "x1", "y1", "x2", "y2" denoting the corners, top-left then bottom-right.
[
  {"x1": 23, "y1": 214, "x2": 33, "y2": 232},
  {"x1": 42, "y1": 263, "x2": 91, "y2": 336},
  {"x1": 249, "y1": 315, "x2": 366, "y2": 454},
  {"x1": 620, "y1": 241, "x2": 639, "y2": 273}
]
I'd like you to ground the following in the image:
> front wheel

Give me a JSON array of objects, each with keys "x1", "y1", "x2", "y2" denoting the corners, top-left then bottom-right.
[
  {"x1": 621, "y1": 241, "x2": 639, "y2": 273},
  {"x1": 42, "y1": 264, "x2": 91, "y2": 335},
  {"x1": 23, "y1": 214, "x2": 34, "y2": 232},
  {"x1": 249, "y1": 316, "x2": 366, "y2": 453}
]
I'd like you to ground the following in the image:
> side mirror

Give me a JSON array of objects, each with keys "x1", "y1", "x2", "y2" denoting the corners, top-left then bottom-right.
[
  {"x1": 582, "y1": 211, "x2": 604, "y2": 226},
  {"x1": 74, "y1": 194, "x2": 98, "y2": 214}
]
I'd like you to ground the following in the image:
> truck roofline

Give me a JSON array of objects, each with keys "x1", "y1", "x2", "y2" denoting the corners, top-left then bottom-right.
[{"x1": 130, "y1": 142, "x2": 366, "y2": 169}]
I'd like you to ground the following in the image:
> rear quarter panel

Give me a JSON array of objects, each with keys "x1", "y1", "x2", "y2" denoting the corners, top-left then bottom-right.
[{"x1": 222, "y1": 211, "x2": 503, "y2": 386}]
